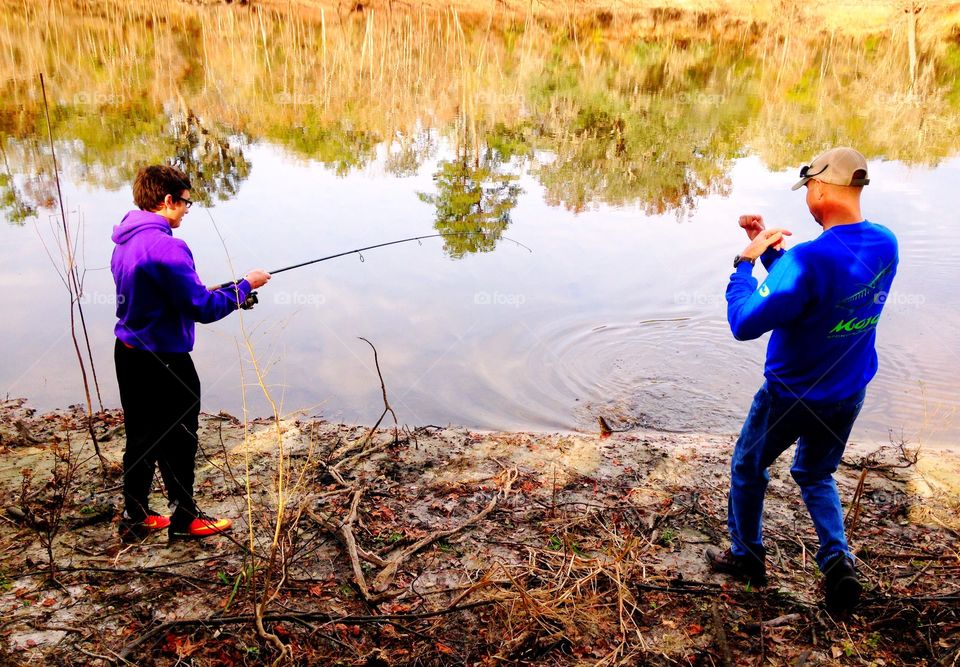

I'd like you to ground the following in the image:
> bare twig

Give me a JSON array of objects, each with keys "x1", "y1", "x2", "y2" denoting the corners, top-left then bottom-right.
[
  {"x1": 357, "y1": 337, "x2": 399, "y2": 447},
  {"x1": 38, "y1": 72, "x2": 106, "y2": 474},
  {"x1": 845, "y1": 466, "x2": 869, "y2": 534}
]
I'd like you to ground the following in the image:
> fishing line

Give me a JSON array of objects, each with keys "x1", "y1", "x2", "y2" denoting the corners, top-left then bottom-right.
[{"x1": 216, "y1": 230, "x2": 532, "y2": 308}]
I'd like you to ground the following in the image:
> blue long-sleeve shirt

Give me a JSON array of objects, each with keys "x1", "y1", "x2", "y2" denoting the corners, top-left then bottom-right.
[
  {"x1": 726, "y1": 220, "x2": 898, "y2": 402},
  {"x1": 111, "y1": 210, "x2": 251, "y2": 353}
]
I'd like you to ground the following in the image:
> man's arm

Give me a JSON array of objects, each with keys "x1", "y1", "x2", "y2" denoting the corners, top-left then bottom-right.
[
  {"x1": 726, "y1": 247, "x2": 811, "y2": 341},
  {"x1": 760, "y1": 247, "x2": 784, "y2": 271},
  {"x1": 739, "y1": 214, "x2": 785, "y2": 271}
]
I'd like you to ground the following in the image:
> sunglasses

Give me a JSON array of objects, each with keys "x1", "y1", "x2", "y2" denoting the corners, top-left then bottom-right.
[{"x1": 799, "y1": 164, "x2": 829, "y2": 179}]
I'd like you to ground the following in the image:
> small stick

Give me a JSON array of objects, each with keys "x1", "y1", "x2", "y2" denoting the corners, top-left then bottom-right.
[
  {"x1": 711, "y1": 601, "x2": 734, "y2": 667},
  {"x1": 358, "y1": 337, "x2": 399, "y2": 447},
  {"x1": 341, "y1": 485, "x2": 374, "y2": 600}
]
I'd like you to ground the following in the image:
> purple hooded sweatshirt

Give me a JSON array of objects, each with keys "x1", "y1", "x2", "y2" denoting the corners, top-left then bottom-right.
[{"x1": 111, "y1": 210, "x2": 252, "y2": 353}]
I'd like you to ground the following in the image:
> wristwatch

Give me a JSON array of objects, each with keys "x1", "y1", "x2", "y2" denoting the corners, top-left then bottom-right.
[{"x1": 733, "y1": 255, "x2": 755, "y2": 269}]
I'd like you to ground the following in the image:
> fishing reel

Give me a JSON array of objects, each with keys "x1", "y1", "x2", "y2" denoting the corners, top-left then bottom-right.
[
  {"x1": 241, "y1": 291, "x2": 258, "y2": 310},
  {"x1": 214, "y1": 280, "x2": 259, "y2": 310}
]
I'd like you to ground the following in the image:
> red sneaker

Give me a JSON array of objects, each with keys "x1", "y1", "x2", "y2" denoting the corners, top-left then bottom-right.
[
  {"x1": 118, "y1": 512, "x2": 171, "y2": 542},
  {"x1": 169, "y1": 515, "x2": 233, "y2": 539},
  {"x1": 143, "y1": 513, "x2": 171, "y2": 530}
]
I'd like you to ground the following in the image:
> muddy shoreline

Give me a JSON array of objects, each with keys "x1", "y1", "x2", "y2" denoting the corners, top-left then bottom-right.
[{"x1": 0, "y1": 398, "x2": 958, "y2": 665}]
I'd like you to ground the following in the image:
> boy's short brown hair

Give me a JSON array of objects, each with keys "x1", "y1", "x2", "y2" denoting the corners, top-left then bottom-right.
[{"x1": 133, "y1": 165, "x2": 192, "y2": 211}]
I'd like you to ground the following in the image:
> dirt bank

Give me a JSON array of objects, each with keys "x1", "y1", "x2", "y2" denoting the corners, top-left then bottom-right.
[{"x1": 0, "y1": 398, "x2": 957, "y2": 665}]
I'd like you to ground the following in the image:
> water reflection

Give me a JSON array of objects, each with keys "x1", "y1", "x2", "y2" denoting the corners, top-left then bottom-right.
[
  {"x1": 1, "y1": 3, "x2": 959, "y2": 446},
  {"x1": 3, "y1": 2, "x2": 960, "y2": 225},
  {"x1": 419, "y1": 120, "x2": 521, "y2": 257},
  {"x1": 0, "y1": 101, "x2": 251, "y2": 217},
  {"x1": 269, "y1": 120, "x2": 379, "y2": 176},
  {"x1": 169, "y1": 111, "x2": 251, "y2": 206},
  {"x1": 0, "y1": 145, "x2": 37, "y2": 225}
]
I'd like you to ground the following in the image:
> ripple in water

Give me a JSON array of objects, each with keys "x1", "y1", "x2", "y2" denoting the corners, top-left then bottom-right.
[{"x1": 473, "y1": 313, "x2": 752, "y2": 434}]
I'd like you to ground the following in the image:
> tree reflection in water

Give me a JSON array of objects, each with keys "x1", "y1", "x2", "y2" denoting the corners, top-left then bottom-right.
[
  {"x1": 168, "y1": 110, "x2": 251, "y2": 207},
  {"x1": 3, "y1": 3, "x2": 960, "y2": 232},
  {"x1": 418, "y1": 121, "x2": 521, "y2": 259},
  {"x1": 0, "y1": 141, "x2": 37, "y2": 225},
  {"x1": 0, "y1": 104, "x2": 252, "y2": 219}
]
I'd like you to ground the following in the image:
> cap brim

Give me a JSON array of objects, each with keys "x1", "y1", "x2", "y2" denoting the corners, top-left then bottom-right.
[{"x1": 791, "y1": 177, "x2": 810, "y2": 191}]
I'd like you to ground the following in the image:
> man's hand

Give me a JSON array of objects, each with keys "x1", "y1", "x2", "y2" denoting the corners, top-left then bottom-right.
[
  {"x1": 739, "y1": 214, "x2": 766, "y2": 241},
  {"x1": 739, "y1": 228, "x2": 792, "y2": 261},
  {"x1": 244, "y1": 269, "x2": 271, "y2": 289}
]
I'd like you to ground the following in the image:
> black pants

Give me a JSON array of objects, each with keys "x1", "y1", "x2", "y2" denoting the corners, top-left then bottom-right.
[{"x1": 114, "y1": 339, "x2": 201, "y2": 525}]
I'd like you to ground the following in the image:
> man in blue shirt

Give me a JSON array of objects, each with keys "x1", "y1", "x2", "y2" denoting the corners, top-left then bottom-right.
[{"x1": 707, "y1": 147, "x2": 898, "y2": 613}]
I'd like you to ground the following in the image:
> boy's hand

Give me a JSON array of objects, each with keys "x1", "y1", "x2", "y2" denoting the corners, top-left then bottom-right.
[
  {"x1": 740, "y1": 228, "x2": 792, "y2": 261},
  {"x1": 739, "y1": 214, "x2": 765, "y2": 241},
  {"x1": 244, "y1": 270, "x2": 271, "y2": 289}
]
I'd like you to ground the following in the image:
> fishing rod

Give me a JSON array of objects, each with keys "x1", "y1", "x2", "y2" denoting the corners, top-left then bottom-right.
[{"x1": 217, "y1": 230, "x2": 532, "y2": 309}]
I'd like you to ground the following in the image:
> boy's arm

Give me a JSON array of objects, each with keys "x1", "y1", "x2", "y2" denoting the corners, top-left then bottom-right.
[{"x1": 153, "y1": 241, "x2": 252, "y2": 324}]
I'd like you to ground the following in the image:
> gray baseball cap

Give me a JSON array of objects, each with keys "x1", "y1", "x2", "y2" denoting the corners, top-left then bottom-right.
[{"x1": 792, "y1": 147, "x2": 871, "y2": 190}]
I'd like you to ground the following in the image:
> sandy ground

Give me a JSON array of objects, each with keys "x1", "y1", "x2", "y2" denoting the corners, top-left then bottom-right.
[{"x1": 0, "y1": 398, "x2": 958, "y2": 665}]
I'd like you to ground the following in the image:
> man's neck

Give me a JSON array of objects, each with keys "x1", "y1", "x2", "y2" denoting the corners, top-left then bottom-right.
[{"x1": 820, "y1": 210, "x2": 864, "y2": 231}]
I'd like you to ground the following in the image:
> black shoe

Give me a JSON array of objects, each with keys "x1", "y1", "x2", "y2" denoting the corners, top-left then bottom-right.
[
  {"x1": 705, "y1": 546, "x2": 767, "y2": 585},
  {"x1": 823, "y1": 554, "x2": 861, "y2": 614}
]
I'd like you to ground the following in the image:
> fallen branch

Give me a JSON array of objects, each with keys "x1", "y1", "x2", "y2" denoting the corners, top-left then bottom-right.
[
  {"x1": 117, "y1": 600, "x2": 499, "y2": 661},
  {"x1": 744, "y1": 613, "x2": 804, "y2": 632},
  {"x1": 371, "y1": 467, "x2": 518, "y2": 593},
  {"x1": 340, "y1": 485, "x2": 374, "y2": 601},
  {"x1": 711, "y1": 601, "x2": 734, "y2": 667},
  {"x1": 844, "y1": 466, "x2": 869, "y2": 534},
  {"x1": 305, "y1": 505, "x2": 387, "y2": 568}
]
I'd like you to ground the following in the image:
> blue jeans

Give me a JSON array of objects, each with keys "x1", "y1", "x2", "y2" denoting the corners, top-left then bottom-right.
[{"x1": 728, "y1": 382, "x2": 866, "y2": 571}]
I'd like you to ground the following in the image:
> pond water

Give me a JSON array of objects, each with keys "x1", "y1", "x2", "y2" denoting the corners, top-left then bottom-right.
[{"x1": 1, "y1": 3, "x2": 958, "y2": 447}]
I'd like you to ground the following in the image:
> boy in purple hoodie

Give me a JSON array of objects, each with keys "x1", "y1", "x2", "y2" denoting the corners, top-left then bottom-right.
[{"x1": 112, "y1": 165, "x2": 270, "y2": 542}]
